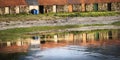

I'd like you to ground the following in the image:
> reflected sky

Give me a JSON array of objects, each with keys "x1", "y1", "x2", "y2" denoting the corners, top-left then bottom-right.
[{"x1": 0, "y1": 29, "x2": 120, "y2": 60}]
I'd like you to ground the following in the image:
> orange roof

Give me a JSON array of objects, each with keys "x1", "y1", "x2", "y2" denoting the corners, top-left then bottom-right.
[
  {"x1": 85, "y1": 0, "x2": 120, "y2": 4},
  {"x1": 0, "y1": 0, "x2": 27, "y2": 7},
  {"x1": 67, "y1": 0, "x2": 84, "y2": 4},
  {"x1": 0, "y1": 45, "x2": 28, "y2": 53},
  {"x1": 0, "y1": 0, "x2": 120, "y2": 7},
  {"x1": 68, "y1": 0, "x2": 120, "y2": 4},
  {"x1": 38, "y1": 0, "x2": 120, "y2": 5},
  {"x1": 38, "y1": 0, "x2": 67, "y2": 5}
]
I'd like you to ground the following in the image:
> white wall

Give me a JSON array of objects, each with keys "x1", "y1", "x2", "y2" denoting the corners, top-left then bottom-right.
[
  {"x1": 53, "y1": 5, "x2": 57, "y2": 13},
  {"x1": 7, "y1": 42, "x2": 11, "y2": 46},
  {"x1": 29, "y1": 5, "x2": 39, "y2": 11},
  {"x1": 5, "y1": 7, "x2": 10, "y2": 14},
  {"x1": 15, "y1": 6, "x2": 20, "y2": 14}
]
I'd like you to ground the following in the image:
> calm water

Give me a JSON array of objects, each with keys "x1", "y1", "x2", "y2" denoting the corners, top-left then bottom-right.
[{"x1": 0, "y1": 29, "x2": 120, "y2": 60}]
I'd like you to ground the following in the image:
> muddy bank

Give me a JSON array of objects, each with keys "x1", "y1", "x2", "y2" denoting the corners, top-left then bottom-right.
[{"x1": 0, "y1": 16, "x2": 120, "y2": 30}]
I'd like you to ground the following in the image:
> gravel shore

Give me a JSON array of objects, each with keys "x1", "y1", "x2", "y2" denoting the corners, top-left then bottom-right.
[{"x1": 0, "y1": 16, "x2": 120, "y2": 30}]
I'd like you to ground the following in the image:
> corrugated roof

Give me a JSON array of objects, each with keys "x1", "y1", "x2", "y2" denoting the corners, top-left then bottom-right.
[
  {"x1": 0, "y1": 0, "x2": 27, "y2": 7},
  {"x1": 26, "y1": 0, "x2": 39, "y2": 5}
]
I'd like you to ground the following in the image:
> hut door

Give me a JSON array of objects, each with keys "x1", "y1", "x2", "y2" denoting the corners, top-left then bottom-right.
[
  {"x1": 93, "y1": 3, "x2": 98, "y2": 11},
  {"x1": 107, "y1": 3, "x2": 111, "y2": 11},
  {"x1": 39, "y1": 5, "x2": 44, "y2": 14}
]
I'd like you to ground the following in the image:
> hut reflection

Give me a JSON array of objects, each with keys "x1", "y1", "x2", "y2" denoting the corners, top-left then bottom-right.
[
  {"x1": 0, "y1": 40, "x2": 30, "y2": 53},
  {"x1": 0, "y1": 29, "x2": 120, "y2": 53},
  {"x1": 108, "y1": 31, "x2": 112, "y2": 40},
  {"x1": 41, "y1": 30, "x2": 119, "y2": 44}
]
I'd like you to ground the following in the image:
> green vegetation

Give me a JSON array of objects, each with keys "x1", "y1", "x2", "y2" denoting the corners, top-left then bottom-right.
[
  {"x1": 54, "y1": 11, "x2": 120, "y2": 17},
  {"x1": 83, "y1": 24, "x2": 106, "y2": 26},
  {"x1": 0, "y1": 52, "x2": 27, "y2": 60},
  {"x1": 0, "y1": 24, "x2": 107, "y2": 41},
  {"x1": 69, "y1": 29, "x2": 119, "y2": 35},
  {"x1": 1, "y1": 21, "x2": 120, "y2": 41},
  {"x1": 111, "y1": 21, "x2": 120, "y2": 26},
  {"x1": 0, "y1": 13, "x2": 61, "y2": 22},
  {"x1": 0, "y1": 11, "x2": 120, "y2": 22},
  {"x1": 0, "y1": 11, "x2": 120, "y2": 41},
  {"x1": 0, "y1": 25, "x2": 79, "y2": 41}
]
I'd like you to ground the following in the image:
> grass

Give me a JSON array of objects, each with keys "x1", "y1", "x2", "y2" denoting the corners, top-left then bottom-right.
[
  {"x1": 83, "y1": 24, "x2": 106, "y2": 26},
  {"x1": 0, "y1": 25, "x2": 80, "y2": 41},
  {"x1": 0, "y1": 24, "x2": 107, "y2": 41},
  {"x1": 0, "y1": 20, "x2": 119, "y2": 41},
  {"x1": 0, "y1": 11, "x2": 120, "y2": 41},
  {"x1": 0, "y1": 11, "x2": 120, "y2": 22},
  {"x1": 54, "y1": 11, "x2": 120, "y2": 17},
  {"x1": 69, "y1": 29, "x2": 119, "y2": 34},
  {"x1": 0, "y1": 23, "x2": 114, "y2": 41},
  {"x1": 111, "y1": 21, "x2": 120, "y2": 26},
  {"x1": 0, "y1": 13, "x2": 61, "y2": 22}
]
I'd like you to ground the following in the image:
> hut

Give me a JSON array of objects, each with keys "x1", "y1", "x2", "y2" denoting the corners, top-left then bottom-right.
[
  {"x1": 67, "y1": 0, "x2": 120, "y2": 12},
  {"x1": 84, "y1": 0, "x2": 120, "y2": 11},
  {"x1": 0, "y1": 0, "x2": 28, "y2": 15},
  {"x1": 38, "y1": 0, "x2": 120, "y2": 13},
  {"x1": 26, "y1": 0, "x2": 39, "y2": 14},
  {"x1": 0, "y1": 0, "x2": 120, "y2": 15},
  {"x1": 38, "y1": 0, "x2": 67, "y2": 13}
]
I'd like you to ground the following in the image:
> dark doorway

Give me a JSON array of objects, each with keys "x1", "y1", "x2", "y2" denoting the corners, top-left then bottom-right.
[
  {"x1": 107, "y1": 3, "x2": 111, "y2": 11},
  {"x1": 95, "y1": 32, "x2": 99, "y2": 41},
  {"x1": 108, "y1": 31, "x2": 112, "y2": 39},
  {"x1": 93, "y1": 3, "x2": 98, "y2": 11},
  {"x1": 39, "y1": 5, "x2": 44, "y2": 14}
]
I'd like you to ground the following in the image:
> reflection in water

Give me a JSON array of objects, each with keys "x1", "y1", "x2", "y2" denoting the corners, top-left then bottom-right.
[
  {"x1": 95, "y1": 32, "x2": 99, "y2": 40},
  {"x1": 108, "y1": 31, "x2": 112, "y2": 39},
  {"x1": 0, "y1": 40, "x2": 29, "y2": 60},
  {"x1": 0, "y1": 41, "x2": 29, "y2": 53},
  {"x1": 0, "y1": 29, "x2": 120, "y2": 60}
]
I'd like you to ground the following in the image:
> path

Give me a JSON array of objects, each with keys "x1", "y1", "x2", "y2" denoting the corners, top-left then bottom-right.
[{"x1": 0, "y1": 16, "x2": 120, "y2": 30}]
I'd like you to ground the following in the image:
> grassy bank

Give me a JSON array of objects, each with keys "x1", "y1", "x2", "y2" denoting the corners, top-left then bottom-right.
[
  {"x1": 54, "y1": 11, "x2": 120, "y2": 17},
  {"x1": 0, "y1": 13, "x2": 60, "y2": 22},
  {"x1": 0, "y1": 25, "x2": 80, "y2": 41},
  {"x1": 0, "y1": 21, "x2": 120, "y2": 41},
  {"x1": 0, "y1": 11, "x2": 120, "y2": 41},
  {"x1": 1, "y1": 22, "x2": 120, "y2": 41},
  {"x1": 0, "y1": 11, "x2": 119, "y2": 22},
  {"x1": 111, "y1": 21, "x2": 120, "y2": 26}
]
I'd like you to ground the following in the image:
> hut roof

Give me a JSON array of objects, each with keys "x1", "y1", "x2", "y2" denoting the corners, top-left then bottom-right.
[
  {"x1": 26, "y1": 0, "x2": 39, "y2": 5},
  {"x1": 38, "y1": 0, "x2": 67, "y2": 5},
  {"x1": 85, "y1": 0, "x2": 120, "y2": 4},
  {"x1": 0, "y1": 0, "x2": 27, "y2": 7},
  {"x1": 38, "y1": 0, "x2": 120, "y2": 5},
  {"x1": 67, "y1": 0, "x2": 84, "y2": 4},
  {"x1": 0, "y1": 0, "x2": 120, "y2": 7},
  {"x1": 68, "y1": 0, "x2": 120, "y2": 4}
]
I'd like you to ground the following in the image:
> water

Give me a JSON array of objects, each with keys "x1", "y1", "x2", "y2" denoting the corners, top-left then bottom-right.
[{"x1": 0, "y1": 29, "x2": 120, "y2": 60}]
